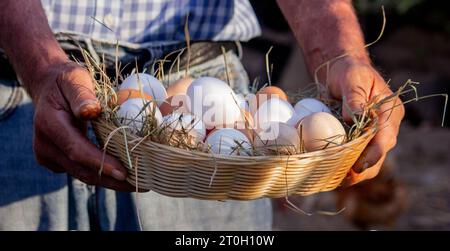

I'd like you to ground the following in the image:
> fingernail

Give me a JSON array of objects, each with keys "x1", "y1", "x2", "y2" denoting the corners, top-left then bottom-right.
[
  {"x1": 342, "y1": 176, "x2": 351, "y2": 187},
  {"x1": 354, "y1": 160, "x2": 371, "y2": 173},
  {"x1": 354, "y1": 145, "x2": 383, "y2": 173},
  {"x1": 78, "y1": 100, "x2": 101, "y2": 119},
  {"x1": 79, "y1": 99, "x2": 99, "y2": 107},
  {"x1": 353, "y1": 159, "x2": 365, "y2": 173},
  {"x1": 111, "y1": 169, "x2": 127, "y2": 180},
  {"x1": 78, "y1": 99, "x2": 99, "y2": 110},
  {"x1": 360, "y1": 161, "x2": 370, "y2": 172}
]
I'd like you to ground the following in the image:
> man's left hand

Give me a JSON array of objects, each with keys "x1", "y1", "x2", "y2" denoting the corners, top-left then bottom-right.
[{"x1": 327, "y1": 57, "x2": 405, "y2": 186}]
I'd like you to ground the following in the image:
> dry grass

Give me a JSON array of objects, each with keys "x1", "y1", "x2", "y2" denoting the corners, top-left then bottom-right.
[{"x1": 77, "y1": 5, "x2": 449, "y2": 162}]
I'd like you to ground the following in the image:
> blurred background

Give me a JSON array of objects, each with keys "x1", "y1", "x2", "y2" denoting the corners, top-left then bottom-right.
[{"x1": 242, "y1": 0, "x2": 450, "y2": 230}]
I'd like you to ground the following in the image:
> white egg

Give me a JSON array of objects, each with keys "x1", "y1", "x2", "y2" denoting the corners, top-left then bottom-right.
[
  {"x1": 205, "y1": 128, "x2": 252, "y2": 155},
  {"x1": 255, "y1": 121, "x2": 300, "y2": 154},
  {"x1": 120, "y1": 73, "x2": 167, "y2": 106},
  {"x1": 293, "y1": 98, "x2": 331, "y2": 122},
  {"x1": 253, "y1": 98, "x2": 294, "y2": 128},
  {"x1": 116, "y1": 98, "x2": 163, "y2": 131},
  {"x1": 162, "y1": 113, "x2": 206, "y2": 144},
  {"x1": 187, "y1": 77, "x2": 241, "y2": 129},
  {"x1": 286, "y1": 113, "x2": 302, "y2": 127}
]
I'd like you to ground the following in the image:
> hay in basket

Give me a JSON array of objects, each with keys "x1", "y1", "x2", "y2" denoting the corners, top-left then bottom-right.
[
  {"x1": 83, "y1": 45, "x2": 382, "y2": 201},
  {"x1": 81, "y1": 9, "x2": 441, "y2": 201}
]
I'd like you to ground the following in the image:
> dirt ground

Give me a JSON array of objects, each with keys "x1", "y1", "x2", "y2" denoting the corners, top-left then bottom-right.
[
  {"x1": 252, "y1": 18, "x2": 450, "y2": 230},
  {"x1": 268, "y1": 28, "x2": 450, "y2": 227},
  {"x1": 272, "y1": 124, "x2": 450, "y2": 231}
]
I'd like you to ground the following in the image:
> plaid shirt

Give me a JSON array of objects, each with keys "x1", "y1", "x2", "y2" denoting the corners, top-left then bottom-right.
[{"x1": 40, "y1": 0, "x2": 261, "y2": 48}]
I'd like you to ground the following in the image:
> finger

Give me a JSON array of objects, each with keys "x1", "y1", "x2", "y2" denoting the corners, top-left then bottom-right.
[
  {"x1": 35, "y1": 134, "x2": 137, "y2": 191},
  {"x1": 33, "y1": 143, "x2": 66, "y2": 173},
  {"x1": 56, "y1": 64, "x2": 101, "y2": 120},
  {"x1": 38, "y1": 110, "x2": 127, "y2": 181},
  {"x1": 373, "y1": 80, "x2": 405, "y2": 128},
  {"x1": 96, "y1": 176, "x2": 146, "y2": 192},
  {"x1": 345, "y1": 154, "x2": 386, "y2": 186},
  {"x1": 352, "y1": 144, "x2": 383, "y2": 173},
  {"x1": 66, "y1": 160, "x2": 136, "y2": 192},
  {"x1": 34, "y1": 130, "x2": 99, "y2": 183},
  {"x1": 351, "y1": 104, "x2": 400, "y2": 173},
  {"x1": 77, "y1": 168, "x2": 136, "y2": 191},
  {"x1": 352, "y1": 82, "x2": 404, "y2": 172},
  {"x1": 64, "y1": 162, "x2": 139, "y2": 192},
  {"x1": 33, "y1": 131, "x2": 66, "y2": 173},
  {"x1": 339, "y1": 66, "x2": 374, "y2": 123}
]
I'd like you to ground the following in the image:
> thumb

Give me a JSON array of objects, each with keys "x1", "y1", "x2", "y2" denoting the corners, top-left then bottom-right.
[
  {"x1": 342, "y1": 88, "x2": 368, "y2": 124},
  {"x1": 339, "y1": 68, "x2": 374, "y2": 124},
  {"x1": 57, "y1": 64, "x2": 101, "y2": 119}
]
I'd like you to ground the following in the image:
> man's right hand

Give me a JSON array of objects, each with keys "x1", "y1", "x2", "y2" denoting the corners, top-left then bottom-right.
[
  {"x1": 31, "y1": 60, "x2": 135, "y2": 191},
  {"x1": 0, "y1": 1, "x2": 137, "y2": 191}
]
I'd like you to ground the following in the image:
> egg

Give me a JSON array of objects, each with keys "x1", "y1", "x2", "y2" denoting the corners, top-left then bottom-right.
[
  {"x1": 254, "y1": 121, "x2": 300, "y2": 154},
  {"x1": 115, "y1": 89, "x2": 153, "y2": 105},
  {"x1": 286, "y1": 113, "x2": 302, "y2": 127},
  {"x1": 166, "y1": 76, "x2": 194, "y2": 96},
  {"x1": 159, "y1": 94, "x2": 191, "y2": 116},
  {"x1": 255, "y1": 86, "x2": 288, "y2": 107},
  {"x1": 233, "y1": 109, "x2": 255, "y2": 141},
  {"x1": 116, "y1": 98, "x2": 163, "y2": 131},
  {"x1": 253, "y1": 98, "x2": 294, "y2": 129},
  {"x1": 235, "y1": 108, "x2": 256, "y2": 140},
  {"x1": 186, "y1": 77, "x2": 241, "y2": 129},
  {"x1": 298, "y1": 112, "x2": 346, "y2": 152},
  {"x1": 120, "y1": 73, "x2": 167, "y2": 105},
  {"x1": 162, "y1": 112, "x2": 206, "y2": 144},
  {"x1": 205, "y1": 128, "x2": 252, "y2": 155},
  {"x1": 237, "y1": 128, "x2": 255, "y2": 143},
  {"x1": 234, "y1": 109, "x2": 255, "y2": 130},
  {"x1": 293, "y1": 98, "x2": 331, "y2": 122}
]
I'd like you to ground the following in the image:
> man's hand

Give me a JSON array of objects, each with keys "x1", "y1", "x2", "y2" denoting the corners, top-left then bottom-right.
[
  {"x1": 31, "y1": 61, "x2": 134, "y2": 191},
  {"x1": 328, "y1": 58, "x2": 405, "y2": 185},
  {"x1": 277, "y1": 0, "x2": 405, "y2": 185},
  {"x1": 1, "y1": 0, "x2": 136, "y2": 191}
]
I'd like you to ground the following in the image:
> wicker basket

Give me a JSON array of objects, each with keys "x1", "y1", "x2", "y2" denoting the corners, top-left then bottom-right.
[{"x1": 92, "y1": 117, "x2": 376, "y2": 200}]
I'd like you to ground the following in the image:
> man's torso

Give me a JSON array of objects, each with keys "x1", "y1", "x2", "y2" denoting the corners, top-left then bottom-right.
[{"x1": 40, "y1": 0, "x2": 261, "y2": 48}]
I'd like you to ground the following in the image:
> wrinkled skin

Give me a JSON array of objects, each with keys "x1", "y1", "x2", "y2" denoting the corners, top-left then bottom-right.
[
  {"x1": 328, "y1": 58, "x2": 405, "y2": 186},
  {"x1": 31, "y1": 61, "x2": 137, "y2": 191},
  {"x1": 2, "y1": 0, "x2": 405, "y2": 190},
  {"x1": 277, "y1": 0, "x2": 406, "y2": 185}
]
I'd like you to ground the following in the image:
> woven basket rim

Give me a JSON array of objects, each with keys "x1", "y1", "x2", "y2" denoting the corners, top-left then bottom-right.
[{"x1": 93, "y1": 116, "x2": 377, "y2": 162}]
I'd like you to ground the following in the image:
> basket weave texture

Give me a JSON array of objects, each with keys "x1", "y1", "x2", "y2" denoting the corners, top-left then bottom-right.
[{"x1": 92, "y1": 118, "x2": 376, "y2": 200}]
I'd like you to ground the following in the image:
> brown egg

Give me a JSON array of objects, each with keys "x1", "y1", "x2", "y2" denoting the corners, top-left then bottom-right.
[
  {"x1": 166, "y1": 76, "x2": 194, "y2": 97},
  {"x1": 115, "y1": 89, "x2": 153, "y2": 105},
  {"x1": 230, "y1": 109, "x2": 253, "y2": 142},
  {"x1": 234, "y1": 109, "x2": 255, "y2": 130},
  {"x1": 298, "y1": 112, "x2": 346, "y2": 152},
  {"x1": 255, "y1": 86, "x2": 288, "y2": 108},
  {"x1": 159, "y1": 94, "x2": 190, "y2": 116}
]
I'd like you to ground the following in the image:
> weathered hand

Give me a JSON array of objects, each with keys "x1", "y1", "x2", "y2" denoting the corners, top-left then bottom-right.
[
  {"x1": 30, "y1": 61, "x2": 135, "y2": 191},
  {"x1": 328, "y1": 57, "x2": 405, "y2": 186}
]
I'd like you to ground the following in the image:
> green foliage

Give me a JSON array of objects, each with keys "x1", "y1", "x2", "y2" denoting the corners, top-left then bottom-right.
[{"x1": 354, "y1": 0, "x2": 425, "y2": 14}]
